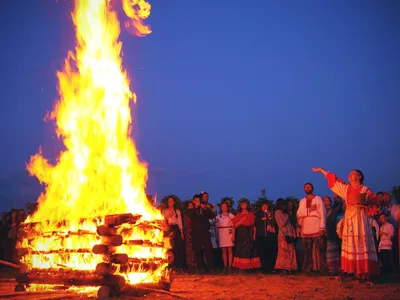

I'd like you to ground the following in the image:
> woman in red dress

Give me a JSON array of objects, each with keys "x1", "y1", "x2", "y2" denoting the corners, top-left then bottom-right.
[
  {"x1": 232, "y1": 199, "x2": 261, "y2": 270},
  {"x1": 312, "y1": 168, "x2": 378, "y2": 282}
]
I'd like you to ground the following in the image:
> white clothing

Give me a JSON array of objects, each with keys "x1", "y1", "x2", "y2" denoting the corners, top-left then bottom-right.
[
  {"x1": 162, "y1": 208, "x2": 183, "y2": 233},
  {"x1": 379, "y1": 222, "x2": 394, "y2": 251},
  {"x1": 215, "y1": 213, "x2": 235, "y2": 248},
  {"x1": 369, "y1": 217, "x2": 380, "y2": 241},
  {"x1": 297, "y1": 195, "x2": 326, "y2": 237},
  {"x1": 209, "y1": 218, "x2": 218, "y2": 248}
]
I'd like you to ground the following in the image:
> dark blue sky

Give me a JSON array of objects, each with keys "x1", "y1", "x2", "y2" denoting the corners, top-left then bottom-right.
[{"x1": 0, "y1": 0, "x2": 399, "y2": 211}]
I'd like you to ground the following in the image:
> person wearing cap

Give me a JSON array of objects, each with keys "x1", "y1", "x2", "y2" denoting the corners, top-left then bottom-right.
[
  {"x1": 297, "y1": 183, "x2": 327, "y2": 273},
  {"x1": 312, "y1": 168, "x2": 379, "y2": 283}
]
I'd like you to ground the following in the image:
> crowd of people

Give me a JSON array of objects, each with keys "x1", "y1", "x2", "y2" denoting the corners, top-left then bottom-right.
[
  {"x1": 160, "y1": 168, "x2": 400, "y2": 284},
  {"x1": 1, "y1": 168, "x2": 399, "y2": 286}
]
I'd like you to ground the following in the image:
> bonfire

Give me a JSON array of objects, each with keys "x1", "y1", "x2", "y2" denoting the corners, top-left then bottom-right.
[{"x1": 15, "y1": 0, "x2": 171, "y2": 298}]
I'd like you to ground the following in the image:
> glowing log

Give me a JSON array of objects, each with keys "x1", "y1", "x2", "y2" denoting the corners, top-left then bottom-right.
[
  {"x1": 93, "y1": 235, "x2": 123, "y2": 247},
  {"x1": 18, "y1": 228, "x2": 96, "y2": 239},
  {"x1": 18, "y1": 248, "x2": 91, "y2": 256},
  {"x1": 19, "y1": 219, "x2": 102, "y2": 231},
  {"x1": 92, "y1": 244, "x2": 115, "y2": 255},
  {"x1": 16, "y1": 272, "x2": 125, "y2": 288},
  {"x1": 97, "y1": 260, "x2": 164, "y2": 276},
  {"x1": 95, "y1": 262, "x2": 117, "y2": 276},
  {"x1": 110, "y1": 253, "x2": 129, "y2": 264},
  {"x1": 97, "y1": 225, "x2": 117, "y2": 236},
  {"x1": 98, "y1": 281, "x2": 172, "y2": 299},
  {"x1": 123, "y1": 239, "x2": 164, "y2": 248},
  {"x1": 127, "y1": 257, "x2": 165, "y2": 264},
  {"x1": 104, "y1": 214, "x2": 142, "y2": 227}
]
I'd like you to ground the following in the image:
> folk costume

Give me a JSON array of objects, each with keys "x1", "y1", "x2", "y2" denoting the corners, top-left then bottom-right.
[
  {"x1": 325, "y1": 173, "x2": 379, "y2": 276},
  {"x1": 274, "y1": 209, "x2": 298, "y2": 271},
  {"x1": 297, "y1": 195, "x2": 327, "y2": 272},
  {"x1": 232, "y1": 202, "x2": 261, "y2": 270}
]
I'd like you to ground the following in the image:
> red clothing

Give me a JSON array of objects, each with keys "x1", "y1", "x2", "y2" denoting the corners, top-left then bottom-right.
[
  {"x1": 232, "y1": 212, "x2": 260, "y2": 269},
  {"x1": 326, "y1": 173, "x2": 378, "y2": 276},
  {"x1": 183, "y1": 214, "x2": 192, "y2": 231},
  {"x1": 233, "y1": 212, "x2": 255, "y2": 227}
]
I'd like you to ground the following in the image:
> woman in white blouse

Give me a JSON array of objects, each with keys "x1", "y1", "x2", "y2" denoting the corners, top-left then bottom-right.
[
  {"x1": 162, "y1": 196, "x2": 184, "y2": 269},
  {"x1": 216, "y1": 202, "x2": 235, "y2": 272}
]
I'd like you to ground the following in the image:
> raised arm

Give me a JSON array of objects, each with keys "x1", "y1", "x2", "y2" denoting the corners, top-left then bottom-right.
[{"x1": 312, "y1": 168, "x2": 348, "y2": 200}]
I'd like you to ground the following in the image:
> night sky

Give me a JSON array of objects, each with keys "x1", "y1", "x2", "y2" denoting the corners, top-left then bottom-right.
[{"x1": 0, "y1": 0, "x2": 399, "y2": 211}]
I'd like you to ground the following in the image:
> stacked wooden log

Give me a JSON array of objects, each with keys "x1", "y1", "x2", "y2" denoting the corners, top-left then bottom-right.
[{"x1": 15, "y1": 213, "x2": 172, "y2": 299}]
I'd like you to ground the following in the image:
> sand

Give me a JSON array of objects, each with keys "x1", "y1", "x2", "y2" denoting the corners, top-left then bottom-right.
[{"x1": 1, "y1": 269, "x2": 400, "y2": 299}]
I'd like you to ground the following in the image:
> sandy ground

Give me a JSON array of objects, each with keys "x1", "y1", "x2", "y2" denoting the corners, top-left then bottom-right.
[{"x1": 1, "y1": 267, "x2": 400, "y2": 299}]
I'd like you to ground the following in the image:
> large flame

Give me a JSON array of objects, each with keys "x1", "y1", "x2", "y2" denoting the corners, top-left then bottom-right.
[
  {"x1": 20, "y1": 0, "x2": 167, "y2": 287},
  {"x1": 28, "y1": 0, "x2": 155, "y2": 222}
]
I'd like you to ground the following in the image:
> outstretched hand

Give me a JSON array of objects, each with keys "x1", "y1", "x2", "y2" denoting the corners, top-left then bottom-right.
[{"x1": 312, "y1": 168, "x2": 322, "y2": 173}]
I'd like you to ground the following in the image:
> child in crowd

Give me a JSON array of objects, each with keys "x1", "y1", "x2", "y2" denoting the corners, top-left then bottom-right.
[{"x1": 378, "y1": 212, "x2": 394, "y2": 274}]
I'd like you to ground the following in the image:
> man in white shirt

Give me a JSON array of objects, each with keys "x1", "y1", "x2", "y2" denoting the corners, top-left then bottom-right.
[{"x1": 297, "y1": 183, "x2": 327, "y2": 273}]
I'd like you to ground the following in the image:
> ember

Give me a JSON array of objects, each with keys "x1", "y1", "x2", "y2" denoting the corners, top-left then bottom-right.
[{"x1": 15, "y1": 0, "x2": 171, "y2": 298}]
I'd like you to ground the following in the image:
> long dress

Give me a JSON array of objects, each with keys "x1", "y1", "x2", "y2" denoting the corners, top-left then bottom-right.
[
  {"x1": 326, "y1": 208, "x2": 340, "y2": 273},
  {"x1": 232, "y1": 212, "x2": 261, "y2": 269},
  {"x1": 183, "y1": 213, "x2": 196, "y2": 268},
  {"x1": 326, "y1": 173, "x2": 378, "y2": 276},
  {"x1": 274, "y1": 210, "x2": 297, "y2": 271},
  {"x1": 162, "y1": 208, "x2": 184, "y2": 269}
]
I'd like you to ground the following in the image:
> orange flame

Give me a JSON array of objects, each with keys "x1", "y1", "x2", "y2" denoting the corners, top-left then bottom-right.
[
  {"x1": 122, "y1": 0, "x2": 152, "y2": 36},
  {"x1": 20, "y1": 0, "x2": 168, "y2": 287}
]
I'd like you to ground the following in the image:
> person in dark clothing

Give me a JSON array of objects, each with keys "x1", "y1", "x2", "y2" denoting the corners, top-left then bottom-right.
[
  {"x1": 200, "y1": 191, "x2": 223, "y2": 270},
  {"x1": 324, "y1": 196, "x2": 340, "y2": 274},
  {"x1": 186, "y1": 194, "x2": 217, "y2": 272},
  {"x1": 0, "y1": 212, "x2": 8, "y2": 260},
  {"x1": 255, "y1": 200, "x2": 277, "y2": 272}
]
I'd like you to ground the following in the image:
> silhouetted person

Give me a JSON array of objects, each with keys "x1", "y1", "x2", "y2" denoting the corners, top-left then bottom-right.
[{"x1": 186, "y1": 194, "x2": 216, "y2": 272}]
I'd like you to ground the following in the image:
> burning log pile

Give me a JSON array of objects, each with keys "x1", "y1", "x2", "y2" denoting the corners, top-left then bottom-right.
[
  {"x1": 17, "y1": 0, "x2": 171, "y2": 298},
  {"x1": 15, "y1": 213, "x2": 172, "y2": 298}
]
